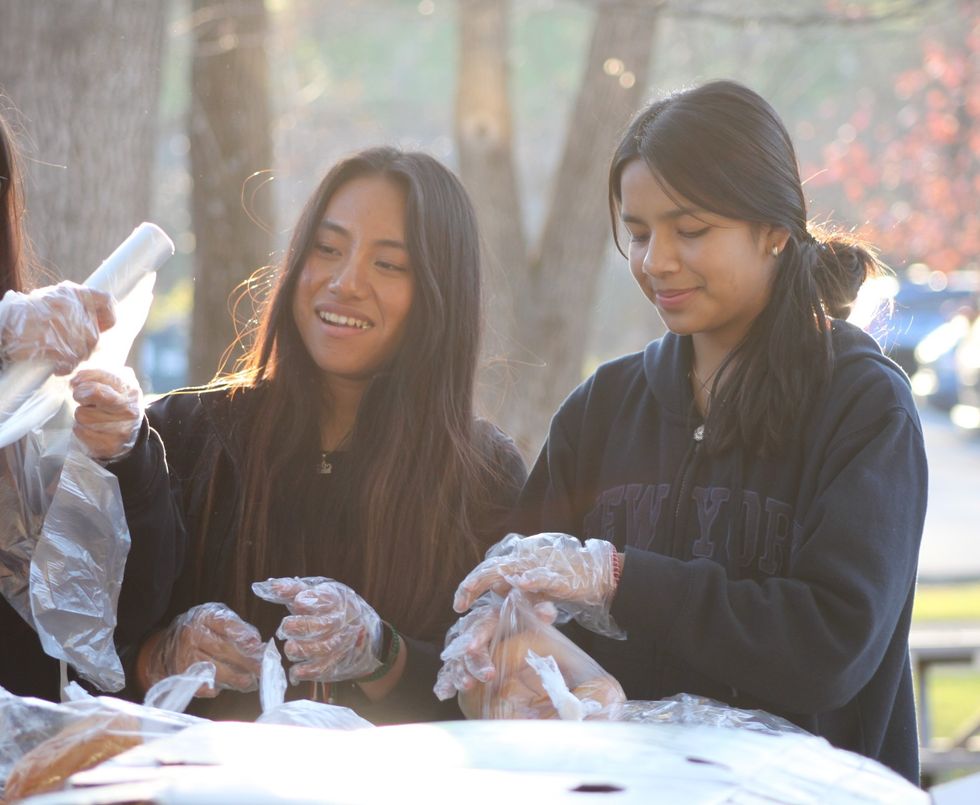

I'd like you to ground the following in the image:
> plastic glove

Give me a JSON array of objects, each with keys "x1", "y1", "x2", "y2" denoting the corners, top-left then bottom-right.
[
  {"x1": 141, "y1": 603, "x2": 264, "y2": 697},
  {"x1": 452, "y1": 609, "x2": 624, "y2": 720},
  {"x1": 453, "y1": 533, "x2": 622, "y2": 637},
  {"x1": 71, "y1": 367, "x2": 143, "y2": 461},
  {"x1": 252, "y1": 576, "x2": 383, "y2": 684},
  {"x1": 0, "y1": 282, "x2": 115, "y2": 374},
  {"x1": 434, "y1": 595, "x2": 558, "y2": 702}
]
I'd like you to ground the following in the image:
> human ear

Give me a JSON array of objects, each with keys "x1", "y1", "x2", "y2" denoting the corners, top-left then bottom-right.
[{"x1": 762, "y1": 225, "x2": 790, "y2": 257}]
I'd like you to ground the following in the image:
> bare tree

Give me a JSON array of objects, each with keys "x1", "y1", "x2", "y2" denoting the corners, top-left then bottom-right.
[
  {"x1": 456, "y1": 0, "x2": 660, "y2": 455},
  {"x1": 188, "y1": 0, "x2": 273, "y2": 384},
  {"x1": 456, "y1": 0, "x2": 934, "y2": 456},
  {"x1": 0, "y1": 0, "x2": 168, "y2": 283}
]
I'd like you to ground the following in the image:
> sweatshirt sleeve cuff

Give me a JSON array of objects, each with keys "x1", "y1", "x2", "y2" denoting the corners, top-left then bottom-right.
[{"x1": 611, "y1": 546, "x2": 697, "y2": 651}]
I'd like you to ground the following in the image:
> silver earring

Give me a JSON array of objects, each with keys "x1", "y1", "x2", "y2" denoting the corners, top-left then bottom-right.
[{"x1": 771, "y1": 245, "x2": 779, "y2": 257}]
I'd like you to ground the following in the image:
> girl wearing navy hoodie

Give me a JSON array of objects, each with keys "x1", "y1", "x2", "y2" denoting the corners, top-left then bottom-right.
[{"x1": 440, "y1": 80, "x2": 927, "y2": 783}]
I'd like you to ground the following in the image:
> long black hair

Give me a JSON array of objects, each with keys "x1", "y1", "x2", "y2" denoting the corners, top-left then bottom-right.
[
  {"x1": 609, "y1": 80, "x2": 886, "y2": 456},
  {"x1": 0, "y1": 110, "x2": 30, "y2": 294},
  {"x1": 197, "y1": 147, "x2": 498, "y2": 639}
]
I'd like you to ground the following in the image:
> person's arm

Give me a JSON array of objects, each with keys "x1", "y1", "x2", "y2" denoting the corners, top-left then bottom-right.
[
  {"x1": 611, "y1": 405, "x2": 926, "y2": 714},
  {"x1": 104, "y1": 394, "x2": 193, "y2": 688}
]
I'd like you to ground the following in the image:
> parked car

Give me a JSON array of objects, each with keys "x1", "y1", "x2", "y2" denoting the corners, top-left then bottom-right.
[
  {"x1": 880, "y1": 278, "x2": 975, "y2": 379},
  {"x1": 952, "y1": 312, "x2": 980, "y2": 434},
  {"x1": 912, "y1": 312, "x2": 974, "y2": 411}
]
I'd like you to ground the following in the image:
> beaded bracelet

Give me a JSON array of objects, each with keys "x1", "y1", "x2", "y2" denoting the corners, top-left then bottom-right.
[
  {"x1": 357, "y1": 622, "x2": 401, "y2": 684},
  {"x1": 611, "y1": 550, "x2": 624, "y2": 588}
]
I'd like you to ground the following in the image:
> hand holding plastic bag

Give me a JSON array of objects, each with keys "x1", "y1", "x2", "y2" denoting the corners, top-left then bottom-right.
[
  {"x1": 253, "y1": 577, "x2": 382, "y2": 684},
  {"x1": 434, "y1": 595, "x2": 558, "y2": 700},
  {"x1": 441, "y1": 589, "x2": 625, "y2": 720},
  {"x1": 141, "y1": 603, "x2": 264, "y2": 697},
  {"x1": 70, "y1": 367, "x2": 143, "y2": 462},
  {"x1": 0, "y1": 282, "x2": 115, "y2": 375},
  {"x1": 454, "y1": 533, "x2": 623, "y2": 638}
]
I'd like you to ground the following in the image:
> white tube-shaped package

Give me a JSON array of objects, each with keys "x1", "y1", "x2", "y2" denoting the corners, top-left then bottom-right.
[{"x1": 0, "y1": 223, "x2": 174, "y2": 448}]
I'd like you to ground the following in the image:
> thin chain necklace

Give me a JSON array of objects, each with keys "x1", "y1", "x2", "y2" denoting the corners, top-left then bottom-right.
[
  {"x1": 690, "y1": 362, "x2": 721, "y2": 398},
  {"x1": 317, "y1": 429, "x2": 353, "y2": 475}
]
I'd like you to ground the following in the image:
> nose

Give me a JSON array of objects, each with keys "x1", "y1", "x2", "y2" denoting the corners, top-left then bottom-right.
[
  {"x1": 327, "y1": 254, "x2": 368, "y2": 297},
  {"x1": 641, "y1": 235, "x2": 679, "y2": 277}
]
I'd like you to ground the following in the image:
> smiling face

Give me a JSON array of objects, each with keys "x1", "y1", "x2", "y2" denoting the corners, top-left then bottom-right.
[
  {"x1": 619, "y1": 159, "x2": 783, "y2": 355},
  {"x1": 291, "y1": 174, "x2": 415, "y2": 392}
]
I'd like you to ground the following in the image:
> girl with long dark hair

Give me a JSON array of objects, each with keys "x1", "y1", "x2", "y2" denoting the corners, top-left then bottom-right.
[
  {"x1": 95, "y1": 147, "x2": 525, "y2": 721},
  {"x1": 441, "y1": 81, "x2": 926, "y2": 782}
]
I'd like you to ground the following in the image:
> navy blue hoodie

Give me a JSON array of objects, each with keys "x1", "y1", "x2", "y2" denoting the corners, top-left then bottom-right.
[{"x1": 513, "y1": 320, "x2": 926, "y2": 783}]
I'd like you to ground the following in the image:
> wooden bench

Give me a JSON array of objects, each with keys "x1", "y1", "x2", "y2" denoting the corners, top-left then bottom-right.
[{"x1": 909, "y1": 627, "x2": 980, "y2": 781}]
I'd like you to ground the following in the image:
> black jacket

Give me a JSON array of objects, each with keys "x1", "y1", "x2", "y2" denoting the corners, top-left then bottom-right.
[
  {"x1": 513, "y1": 320, "x2": 926, "y2": 783},
  {"x1": 110, "y1": 384, "x2": 526, "y2": 723}
]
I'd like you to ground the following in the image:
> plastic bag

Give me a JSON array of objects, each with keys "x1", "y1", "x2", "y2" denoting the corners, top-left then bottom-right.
[
  {"x1": 0, "y1": 680, "x2": 201, "y2": 802},
  {"x1": 610, "y1": 693, "x2": 808, "y2": 736},
  {"x1": 459, "y1": 590, "x2": 625, "y2": 720},
  {"x1": 0, "y1": 224, "x2": 174, "y2": 692},
  {"x1": 142, "y1": 662, "x2": 217, "y2": 714},
  {"x1": 254, "y1": 639, "x2": 374, "y2": 731}
]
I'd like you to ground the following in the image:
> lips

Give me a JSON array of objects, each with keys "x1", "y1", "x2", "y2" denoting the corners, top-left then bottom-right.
[{"x1": 654, "y1": 288, "x2": 699, "y2": 310}]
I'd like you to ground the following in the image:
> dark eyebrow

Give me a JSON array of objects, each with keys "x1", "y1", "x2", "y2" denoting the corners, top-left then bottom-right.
[
  {"x1": 621, "y1": 207, "x2": 702, "y2": 225},
  {"x1": 318, "y1": 220, "x2": 407, "y2": 250}
]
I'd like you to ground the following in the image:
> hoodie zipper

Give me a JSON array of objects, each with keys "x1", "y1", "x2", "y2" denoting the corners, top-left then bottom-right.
[{"x1": 671, "y1": 424, "x2": 704, "y2": 545}]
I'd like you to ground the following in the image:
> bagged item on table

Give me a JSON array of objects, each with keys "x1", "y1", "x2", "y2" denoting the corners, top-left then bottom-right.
[
  {"x1": 459, "y1": 589, "x2": 625, "y2": 720},
  {"x1": 0, "y1": 667, "x2": 205, "y2": 801},
  {"x1": 611, "y1": 693, "x2": 808, "y2": 736},
  {"x1": 255, "y1": 639, "x2": 373, "y2": 731}
]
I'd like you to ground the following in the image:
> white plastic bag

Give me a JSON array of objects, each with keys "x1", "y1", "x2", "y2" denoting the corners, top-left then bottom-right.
[
  {"x1": 255, "y1": 639, "x2": 374, "y2": 731},
  {"x1": 0, "y1": 223, "x2": 174, "y2": 692}
]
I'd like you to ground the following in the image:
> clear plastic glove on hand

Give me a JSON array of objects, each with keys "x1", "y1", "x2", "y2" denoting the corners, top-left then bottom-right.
[
  {"x1": 454, "y1": 533, "x2": 623, "y2": 638},
  {"x1": 253, "y1": 576, "x2": 383, "y2": 684},
  {"x1": 70, "y1": 367, "x2": 143, "y2": 462},
  {"x1": 439, "y1": 590, "x2": 625, "y2": 720},
  {"x1": 142, "y1": 603, "x2": 264, "y2": 697},
  {"x1": 0, "y1": 282, "x2": 115, "y2": 374},
  {"x1": 434, "y1": 594, "x2": 558, "y2": 702}
]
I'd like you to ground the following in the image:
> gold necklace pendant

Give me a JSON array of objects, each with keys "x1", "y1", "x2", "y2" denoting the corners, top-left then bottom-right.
[{"x1": 318, "y1": 453, "x2": 333, "y2": 475}]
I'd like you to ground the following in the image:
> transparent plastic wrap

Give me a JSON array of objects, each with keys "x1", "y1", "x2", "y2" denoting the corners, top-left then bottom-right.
[
  {"x1": 457, "y1": 590, "x2": 626, "y2": 720},
  {"x1": 0, "y1": 677, "x2": 202, "y2": 802},
  {"x1": 0, "y1": 223, "x2": 174, "y2": 692},
  {"x1": 610, "y1": 692, "x2": 808, "y2": 736},
  {"x1": 255, "y1": 638, "x2": 374, "y2": 731}
]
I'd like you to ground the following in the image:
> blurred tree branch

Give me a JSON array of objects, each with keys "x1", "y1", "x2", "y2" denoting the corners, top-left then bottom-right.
[{"x1": 576, "y1": 0, "x2": 940, "y2": 27}]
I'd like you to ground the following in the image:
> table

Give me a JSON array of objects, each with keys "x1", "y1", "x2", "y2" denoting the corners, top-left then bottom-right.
[{"x1": 26, "y1": 719, "x2": 926, "y2": 804}]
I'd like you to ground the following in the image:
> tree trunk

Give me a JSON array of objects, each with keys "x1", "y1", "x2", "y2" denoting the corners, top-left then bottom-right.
[
  {"x1": 0, "y1": 0, "x2": 167, "y2": 284},
  {"x1": 455, "y1": 0, "x2": 529, "y2": 417},
  {"x1": 455, "y1": 0, "x2": 660, "y2": 456},
  {"x1": 188, "y1": 0, "x2": 273, "y2": 384}
]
